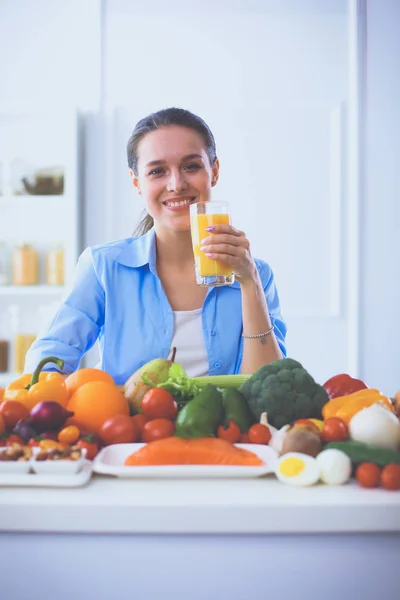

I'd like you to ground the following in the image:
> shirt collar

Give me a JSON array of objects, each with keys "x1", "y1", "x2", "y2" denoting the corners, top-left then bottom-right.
[
  {"x1": 113, "y1": 226, "x2": 241, "y2": 287},
  {"x1": 113, "y1": 227, "x2": 157, "y2": 272}
]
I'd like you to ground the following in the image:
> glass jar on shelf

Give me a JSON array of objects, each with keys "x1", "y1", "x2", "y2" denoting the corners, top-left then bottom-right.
[
  {"x1": 12, "y1": 243, "x2": 39, "y2": 285},
  {"x1": 46, "y1": 245, "x2": 64, "y2": 286},
  {"x1": 0, "y1": 339, "x2": 9, "y2": 373},
  {"x1": 8, "y1": 304, "x2": 37, "y2": 373}
]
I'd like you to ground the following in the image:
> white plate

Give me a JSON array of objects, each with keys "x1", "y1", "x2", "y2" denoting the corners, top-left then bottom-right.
[
  {"x1": 0, "y1": 459, "x2": 31, "y2": 474},
  {"x1": 0, "y1": 460, "x2": 93, "y2": 487},
  {"x1": 31, "y1": 447, "x2": 87, "y2": 475},
  {"x1": 93, "y1": 443, "x2": 278, "y2": 479},
  {"x1": 0, "y1": 447, "x2": 31, "y2": 474}
]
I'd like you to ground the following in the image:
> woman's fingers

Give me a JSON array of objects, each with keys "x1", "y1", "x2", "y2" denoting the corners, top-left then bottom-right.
[
  {"x1": 200, "y1": 234, "x2": 246, "y2": 249},
  {"x1": 205, "y1": 224, "x2": 243, "y2": 237}
]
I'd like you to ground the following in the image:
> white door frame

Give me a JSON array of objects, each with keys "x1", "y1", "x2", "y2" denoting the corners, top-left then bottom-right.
[{"x1": 347, "y1": 0, "x2": 367, "y2": 377}]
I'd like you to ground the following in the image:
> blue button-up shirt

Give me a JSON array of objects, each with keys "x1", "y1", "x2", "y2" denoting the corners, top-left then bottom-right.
[{"x1": 24, "y1": 228, "x2": 287, "y2": 384}]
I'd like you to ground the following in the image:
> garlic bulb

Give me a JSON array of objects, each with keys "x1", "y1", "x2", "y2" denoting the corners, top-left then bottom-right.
[
  {"x1": 260, "y1": 412, "x2": 290, "y2": 455},
  {"x1": 349, "y1": 402, "x2": 400, "y2": 450}
]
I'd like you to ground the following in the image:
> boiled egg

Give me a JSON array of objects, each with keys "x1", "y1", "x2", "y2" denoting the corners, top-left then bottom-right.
[
  {"x1": 275, "y1": 452, "x2": 320, "y2": 487},
  {"x1": 316, "y1": 449, "x2": 352, "y2": 485}
]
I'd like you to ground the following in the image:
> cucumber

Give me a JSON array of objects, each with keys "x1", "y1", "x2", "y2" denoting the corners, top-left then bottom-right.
[{"x1": 324, "y1": 441, "x2": 400, "y2": 468}]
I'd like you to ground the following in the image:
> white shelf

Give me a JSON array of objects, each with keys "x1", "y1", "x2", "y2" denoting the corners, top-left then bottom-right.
[{"x1": 0, "y1": 285, "x2": 64, "y2": 296}]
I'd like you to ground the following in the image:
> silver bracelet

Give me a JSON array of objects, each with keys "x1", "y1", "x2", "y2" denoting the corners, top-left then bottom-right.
[{"x1": 242, "y1": 325, "x2": 274, "y2": 344}]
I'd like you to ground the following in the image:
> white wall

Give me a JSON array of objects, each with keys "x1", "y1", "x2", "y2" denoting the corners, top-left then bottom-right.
[
  {"x1": 362, "y1": 0, "x2": 400, "y2": 394},
  {"x1": 0, "y1": 0, "x2": 104, "y2": 245}
]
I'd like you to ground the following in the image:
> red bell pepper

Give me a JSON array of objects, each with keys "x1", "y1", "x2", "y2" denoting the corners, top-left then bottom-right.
[{"x1": 322, "y1": 374, "x2": 368, "y2": 400}]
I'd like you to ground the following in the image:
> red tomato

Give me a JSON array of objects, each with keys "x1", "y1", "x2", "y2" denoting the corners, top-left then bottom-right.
[
  {"x1": 239, "y1": 433, "x2": 250, "y2": 443},
  {"x1": 99, "y1": 414, "x2": 140, "y2": 446},
  {"x1": 131, "y1": 414, "x2": 148, "y2": 430},
  {"x1": 217, "y1": 421, "x2": 241, "y2": 444},
  {"x1": 0, "y1": 401, "x2": 29, "y2": 430},
  {"x1": 131, "y1": 414, "x2": 148, "y2": 441},
  {"x1": 141, "y1": 389, "x2": 178, "y2": 421},
  {"x1": 321, "y1": 417, "x2": 349, "y2": 443},
  {"x1": 142, "y1": 418, "x2": 175, "y2": 443},
  {"x1": 248, "y1": 424, "x2": 271, "y2": 445},
  {"x1": 380, "y1": 464, "x2": 400, "y2": 491},
  {"x1": 76, "y1": 436, "x2": 99, "y2": 460},
  {"x1": 27, "y1": 437, "x2": 41, "y2": 447},
  {"x1": 356, "y1": 462, "x2": 381, "y2": 488},
  {"x1": 5, "y1": 434, "x2": 25, "y2": 446}
]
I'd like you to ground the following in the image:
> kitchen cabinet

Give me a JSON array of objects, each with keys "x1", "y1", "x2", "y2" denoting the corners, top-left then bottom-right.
[{"x1": 0, "y1": 112, "x2": 81, "y2": 385}]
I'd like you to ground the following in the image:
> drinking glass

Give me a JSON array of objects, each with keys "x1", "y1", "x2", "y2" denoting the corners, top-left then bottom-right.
[{"x1": 190, "y1": 201, "x2": 235, "y2": 287}]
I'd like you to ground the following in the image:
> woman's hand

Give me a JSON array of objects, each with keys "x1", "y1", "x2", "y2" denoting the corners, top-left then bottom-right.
[{"x1": 200, "y1": 224, "x2": 257, "y2": 284}]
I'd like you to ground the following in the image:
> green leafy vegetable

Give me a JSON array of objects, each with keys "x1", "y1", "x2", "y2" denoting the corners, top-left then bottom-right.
[{"x1": 141, "y1": 363, "x2": 201, "y2": 407}]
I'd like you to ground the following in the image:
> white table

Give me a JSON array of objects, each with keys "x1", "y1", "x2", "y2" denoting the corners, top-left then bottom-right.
[{"x1": 1, "y1": 475, "x2": 399, "y2": 600}]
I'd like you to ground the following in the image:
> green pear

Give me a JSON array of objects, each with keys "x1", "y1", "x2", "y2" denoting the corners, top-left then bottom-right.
[{"x1": 123, "y1": 347, "x2": 177, "y2": 414}]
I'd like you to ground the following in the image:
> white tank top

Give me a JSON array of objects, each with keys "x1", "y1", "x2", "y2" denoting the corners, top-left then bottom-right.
[{"x1": 171, "y1": 308, "x2": 209, "y2": 377}]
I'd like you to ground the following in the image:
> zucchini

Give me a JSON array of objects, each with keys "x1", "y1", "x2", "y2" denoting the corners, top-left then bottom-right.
[{"x1": 324, "y1": 440, "x2": 400, "y2": 468}]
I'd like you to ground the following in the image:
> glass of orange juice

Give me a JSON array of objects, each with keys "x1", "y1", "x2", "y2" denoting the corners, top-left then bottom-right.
[{"x1": 190, "y1": 201, "x2": 235, "y2": 287}]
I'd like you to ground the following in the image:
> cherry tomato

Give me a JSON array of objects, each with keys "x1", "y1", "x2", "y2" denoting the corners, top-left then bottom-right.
[
  {"x1": 248, "y1": 423, "x2": 271, "y2": 445},
  {"x1": 380, "y1": 464, "x2": 400, "y2": 491},
  {"x1": 58, "y1": 425, "x2": 80, "y2": 445},
  {"x1": 356, "y1": 462, "x2": 381, "y2": 488},
  {"x1": 142, "y1": 418, "x2": 175, "y2": 443},
  {"x1": 131, "y1": 414, "x2": 148, "y2": 435},
  {"x1": 5, "y1": 434, "x2": 24, "y2": 446},
  {"x1": 99, "y1": 414, "x2": 139, "y2": 446},
  {"x1": 0, "y1": 400, "x2": 29, "y2": 431},
  {"x1": 77, "y1": 429, "x2": 102, "y2": 447},
  {"x1": 76, "y1": 436, "x2": 99, "y2": 460},
  {"x1": 239, "y1": 433, "x2": 250, "y2": 443},
  {"x1": 39, "y1": 439, "x2": 64, "y2": 451},
  {"x1": 27, "y1": 437, "x2": 42, "y2": 447},
  {"x1": 141, "y1": 389, "x2": 178, "y2": 421},
  {"x1": 217, "y1": 420, "x2": 241, "y2": 444},
  {"x1": 321, "y1": 417, "x2": 349, "y2": 443}
]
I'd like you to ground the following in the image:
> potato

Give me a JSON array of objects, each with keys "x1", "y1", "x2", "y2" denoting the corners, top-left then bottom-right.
[{"x1": 281, "y1": 427, "x2": 322, "y2": 458}]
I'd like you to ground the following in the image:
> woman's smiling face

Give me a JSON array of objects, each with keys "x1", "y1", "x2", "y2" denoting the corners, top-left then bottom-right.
[{"x1": 131, "y1": 125, "x2": 219, "y2": 232}]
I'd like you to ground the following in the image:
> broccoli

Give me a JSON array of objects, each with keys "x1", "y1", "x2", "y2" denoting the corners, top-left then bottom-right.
[{"x1": 239, "y1": 358, "x2": 329, "y2": 429}]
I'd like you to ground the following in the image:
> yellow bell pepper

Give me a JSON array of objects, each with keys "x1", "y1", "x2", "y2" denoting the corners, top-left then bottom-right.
[
  {"x1": 3, "y1": 357, "x2": 70, "y2": 411},
  {"x1": 322, "y1": 388, "x2": 393, "y2": 425}
]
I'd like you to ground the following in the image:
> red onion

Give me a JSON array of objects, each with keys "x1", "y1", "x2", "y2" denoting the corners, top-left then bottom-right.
[
  {"x1": 13, "y1": 419, "x2": 37, "y2": 443},
  {"x1": 29, "y1": 402, "x2": 74, "y2": 433}
]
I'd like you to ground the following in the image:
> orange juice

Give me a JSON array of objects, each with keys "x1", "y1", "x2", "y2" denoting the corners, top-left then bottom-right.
[{"x1": 191, "y1": 213, "x2": 232, "y2": 277}]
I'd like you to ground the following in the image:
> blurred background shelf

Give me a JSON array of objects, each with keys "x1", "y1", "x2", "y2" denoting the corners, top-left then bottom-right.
[
  {"x1": 0, "y1": 372, "x2": 19, "y2": 387},
  {"x1": 0, "y1": 285, "x2": 64, "y2": 296},
  {"x1": 0, "y1": 195, "x2": 64, "y2": 205}
]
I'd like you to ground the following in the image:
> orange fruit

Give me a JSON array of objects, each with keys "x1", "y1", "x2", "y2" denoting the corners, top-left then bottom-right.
[
  {"x1": 66, "y1": 381, "x2": 129, "y2": 436},
  {"x1": 65, "y1": 368, "x2": 115, "y2": 397}
]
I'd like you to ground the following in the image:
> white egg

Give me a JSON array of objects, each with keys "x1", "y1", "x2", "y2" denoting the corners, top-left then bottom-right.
[
  {"x1": 316, "y1": 449, "x2": 352, "y2": 485},
  {"x1": 275, "y1": 452, "x2": 320, "y2": 487}
]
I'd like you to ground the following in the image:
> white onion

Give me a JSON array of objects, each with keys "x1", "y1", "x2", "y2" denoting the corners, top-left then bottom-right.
[{"x1": 349, "y1": 402, "x2": 400, "y2": 450}]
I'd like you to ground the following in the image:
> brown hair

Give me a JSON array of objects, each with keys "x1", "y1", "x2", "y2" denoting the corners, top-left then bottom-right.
[{"x1": 127, "y1": 107, "x2": 217, "y2": 236}]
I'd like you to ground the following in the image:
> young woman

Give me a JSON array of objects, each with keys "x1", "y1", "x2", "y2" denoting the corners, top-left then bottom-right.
[{"x1": 24, "y1": 108, "x2": 287, "y2": 384}]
